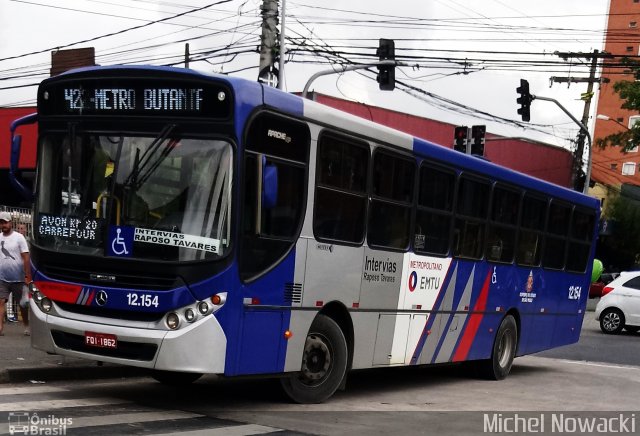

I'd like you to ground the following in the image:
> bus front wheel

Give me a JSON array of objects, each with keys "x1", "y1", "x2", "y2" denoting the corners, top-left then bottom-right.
[
  {"x1": 280, "y1": 314, "x2": 348, "y2": 404},
  {"x1": 477, "y1": 314, "x2": 518, "y2": 380}
]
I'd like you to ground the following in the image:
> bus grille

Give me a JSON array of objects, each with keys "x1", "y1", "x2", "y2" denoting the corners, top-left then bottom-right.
[
  {"x1": 51, "y1": 330, "x2": 157, "y2": 361},
  {"x1": 284, "y1": 283, "x2": 302, "y2": 303},
  {"x1": 40, "y1": 265, "x2": 183, "y2": 290},
  {"x1": 57, "y1": 302, "x2": 165, "y2": 322}
]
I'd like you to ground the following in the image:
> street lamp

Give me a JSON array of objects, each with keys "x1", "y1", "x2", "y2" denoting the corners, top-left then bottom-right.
[{"x1": 597, "y1": 114, "x2": 629, "y2": 130}]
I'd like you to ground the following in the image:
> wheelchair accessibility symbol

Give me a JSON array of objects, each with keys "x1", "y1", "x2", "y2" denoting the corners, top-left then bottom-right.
[{"x1": 107, "y1": 226, "x2": 134, "y2": 257}]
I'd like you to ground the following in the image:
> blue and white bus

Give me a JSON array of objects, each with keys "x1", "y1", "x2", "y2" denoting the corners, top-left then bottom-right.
[{"x1": 13, "y1": 65, "x2": 599, "y2": 403}]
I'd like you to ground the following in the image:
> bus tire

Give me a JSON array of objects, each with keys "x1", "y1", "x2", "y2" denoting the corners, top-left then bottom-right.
[
  {"x1": 477, "y1": 314, "x2": 517, "y2": 380},
  {"x1": 151, "y1": 370, "x2": 202, "y2": 385},
  {"x1": 280, "y1": 314, "x2": 348, "y2": 404}
]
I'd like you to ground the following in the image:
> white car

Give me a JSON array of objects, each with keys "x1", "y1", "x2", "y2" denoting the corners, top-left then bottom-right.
[{"x1": 595, "y1": 271, "x2": 640, "y2": 334}]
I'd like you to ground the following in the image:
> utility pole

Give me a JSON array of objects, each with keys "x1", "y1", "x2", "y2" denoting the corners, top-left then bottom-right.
[
  {"x1": 258, "y1": 0, "x2": 279, "y2": 87},
  {"x1": 184, "y1": 43, "x2": 190, "y2": 69},
  {"x1": 551, "y1": 50, "x2": 612, "y2": 191},
  {"x1": 277, "y1": 0, "x2": 286, "y2": 89}
]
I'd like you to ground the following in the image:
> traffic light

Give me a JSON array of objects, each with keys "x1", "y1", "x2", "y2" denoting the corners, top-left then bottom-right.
[
  {"x1": 516, "y1": 79, "x2": 532, "y2": 122},
  {"x1": 454, "y1": 126, "x2": 468, "y2": 153},
  {"x1": 376, "y1": 39, "x2": 395, "y2": 91},
  {"x1": 471, "y1": 125, "x2": 486, "y2": 156}
]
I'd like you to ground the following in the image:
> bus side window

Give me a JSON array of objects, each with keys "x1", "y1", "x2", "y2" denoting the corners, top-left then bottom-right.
[
  {"x1": 240, "y1": 112, "x2": 310, "y2": 281},
  {"x1": 516, "y1": 194, "x2": 547, "y2": 266},
  {"x1": 542, "y1": 201, "x2": 570, "y2": 269},
  {"x1": 485, "y1": 184, "x2": 520, "y2": 263},
  {"x1": 367, "y1": 149, "x2": 415, "y2": 250},
  {"x1": 453, "y1": 175, "x2": 490, "y2": 259},
  {"x1": 566, "y1": 209, "x2": 595, "y2": 272},
  {"x1": 314, "y1": 133, "x2": 369, "y2": 244},
  {"x1": 414, "y1": 163, "x2": 455, "y2": 256}
]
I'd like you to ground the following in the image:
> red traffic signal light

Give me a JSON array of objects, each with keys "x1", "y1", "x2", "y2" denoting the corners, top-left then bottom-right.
[{"x1": 453, "y1": 126, "x2": 468, "y2": 153}]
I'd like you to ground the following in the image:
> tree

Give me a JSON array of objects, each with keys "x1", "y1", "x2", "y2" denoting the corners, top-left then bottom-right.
[
  {"x1": 596, "y1": 59, "x2": 640, "y2": 151},
  {"x1": 603, "y1": 193, "x2": 640, "y2": 269}
]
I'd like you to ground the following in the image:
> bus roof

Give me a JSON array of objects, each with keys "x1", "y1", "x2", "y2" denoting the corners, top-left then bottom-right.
[{"x1": 46, "y1": 64, "x2": 599, "y2": 210}]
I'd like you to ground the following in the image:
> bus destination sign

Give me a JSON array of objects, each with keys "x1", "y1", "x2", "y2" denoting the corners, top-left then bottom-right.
[
  {"x1": 64, "y1": 87, "x2": 205, "y2": 112},
  {"x1": 40, "y1": 79, "x2": 231, "y2": 119}
]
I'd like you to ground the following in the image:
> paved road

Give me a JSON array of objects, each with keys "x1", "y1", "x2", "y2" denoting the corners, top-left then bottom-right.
[
  {"x1": 1, "y1": 306, "x2": 639, "y2": 435},
  {"x1": 535, "y1": 309, "x2": 640, "y2": 365},
  {"x1": 1, "y1": 352, "x2": 639, "y2": 436}
]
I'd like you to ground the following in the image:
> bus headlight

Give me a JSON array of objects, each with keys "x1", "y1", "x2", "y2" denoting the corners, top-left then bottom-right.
[
  {"x1": 197, "y1": 301, "x2": 210, "y2": 315},
  {"x1": 41, "y1": 297, "x2": 52, "y2": 313},
  {"x1": 184, "y1": 308, "x2": 196, "y2": 323},
  {"x1": 33, "y1": 288, "x2": 44, "y2": 303},
  {"x1": 166, "y1": 313, "x2": 180, "y2": 330}
]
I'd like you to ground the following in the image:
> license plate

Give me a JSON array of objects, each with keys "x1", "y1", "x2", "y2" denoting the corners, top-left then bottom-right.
[{"x1": 84, "y1": 331, "x2": 117, "y2": 349}]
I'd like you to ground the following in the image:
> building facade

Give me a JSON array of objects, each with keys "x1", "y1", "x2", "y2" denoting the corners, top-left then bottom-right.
[{"x1": 592, "y1": 0, "x2": 640, "y2": 211}]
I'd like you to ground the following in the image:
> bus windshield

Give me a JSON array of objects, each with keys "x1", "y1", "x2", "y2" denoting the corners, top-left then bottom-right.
[{"x1": 35, "y1": 128, "x2": 232, "y2": 262}]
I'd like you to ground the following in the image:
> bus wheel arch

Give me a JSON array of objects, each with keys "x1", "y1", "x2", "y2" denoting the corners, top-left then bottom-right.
[
  {"x1": 318, "y1": 301, "x2": 354, "y2": 376},
  {"x1": 280, "y1": 304, "x2": 352, "y2": 403},
  {"x1": 476, "y1": 311, "x2": 519, "y2": 380}
]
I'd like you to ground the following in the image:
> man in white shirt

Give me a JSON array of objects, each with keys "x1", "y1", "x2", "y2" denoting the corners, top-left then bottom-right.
[{"x1": 0, "y1": 212, "x2": 31, "y2": 336}]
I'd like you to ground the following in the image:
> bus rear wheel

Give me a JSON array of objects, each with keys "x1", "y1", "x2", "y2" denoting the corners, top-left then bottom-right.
[
  {"x1": 477, "y1": 314, "x2": 517, "y2": 380},
  {"x1": 151, "y1": 370, "x2": 202, "y2": 385},
  {"x1": 280, "y1": 314, "x2": 348, "y2": 404}
]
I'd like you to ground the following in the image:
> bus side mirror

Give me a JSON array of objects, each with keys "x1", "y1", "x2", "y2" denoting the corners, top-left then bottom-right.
[
  {"x1": 10, "y1": 135, "x2": 22, "y2": 173},
  {"x1": 9, "y1": 113, "x2": 37, "y2": 201},
  {"x1": 262, "y1": 162, "x2": 278, "y2": 209}
]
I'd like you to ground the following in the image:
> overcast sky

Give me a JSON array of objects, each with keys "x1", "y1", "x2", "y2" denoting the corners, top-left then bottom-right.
[{"x1": 0, "y1": 0, "x2": 610, "y2": 150}]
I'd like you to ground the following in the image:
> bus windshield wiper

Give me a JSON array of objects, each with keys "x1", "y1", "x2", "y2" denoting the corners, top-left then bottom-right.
[{"x1": 124, "y1": 123, "x2": 176, "y2": 190}]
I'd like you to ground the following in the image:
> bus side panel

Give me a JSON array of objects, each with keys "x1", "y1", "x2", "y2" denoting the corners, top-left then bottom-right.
[
  {"x1": 522, "y1": 269, "x2": 556, "y2": 353},
  {"x1": 551, "y1": 270, "x2": 590, "y2": 347},
  {"x1": 455, "y1": 263, "x2": 508, "y2": 362},
  {"x1": 231, "y1": 251, "x2": 296, "y2": 376}
]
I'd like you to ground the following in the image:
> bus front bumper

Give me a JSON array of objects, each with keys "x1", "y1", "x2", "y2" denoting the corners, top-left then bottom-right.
[{"x1": 29, "y1": 300, "x2": 227, "y2": 374}]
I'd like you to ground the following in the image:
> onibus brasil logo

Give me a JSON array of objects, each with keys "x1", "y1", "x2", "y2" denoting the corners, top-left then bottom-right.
[{"x1": 8, "y1": 412, "x2": 73, "y2": 435}]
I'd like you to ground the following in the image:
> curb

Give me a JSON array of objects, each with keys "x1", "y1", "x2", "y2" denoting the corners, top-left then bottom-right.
[{"x1": 0, "y1": 364, "x2": 148, "y2": 384}]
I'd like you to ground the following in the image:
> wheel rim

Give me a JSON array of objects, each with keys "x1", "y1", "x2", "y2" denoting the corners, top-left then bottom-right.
[
  {"x1": 300, "y1": 334, "x2": 332, "y2": 386},
  {"x1": 603, "y1": 312, "x2": 621, "y2": 331},
  {"x1": 497, "y1": 327, "x2": 514, "y2": 368}
]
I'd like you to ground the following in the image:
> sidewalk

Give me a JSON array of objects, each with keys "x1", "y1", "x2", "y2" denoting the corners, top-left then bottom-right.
[{"x1": 0, "y1": 320, "x2": 146, "y2": 383}]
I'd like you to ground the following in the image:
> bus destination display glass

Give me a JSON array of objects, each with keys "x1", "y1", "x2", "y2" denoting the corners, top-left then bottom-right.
[{"x1": 39, "y1": 78, "x2": 232, "y2": 119}]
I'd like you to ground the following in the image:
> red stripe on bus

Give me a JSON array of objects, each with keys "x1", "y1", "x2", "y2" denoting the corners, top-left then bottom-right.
[
  {"x1": 36, "y1": 281, "x2": 83, "y2": 304},
  {"x1": 451, "y1": 270, "x2": 491, "y2": 362}
]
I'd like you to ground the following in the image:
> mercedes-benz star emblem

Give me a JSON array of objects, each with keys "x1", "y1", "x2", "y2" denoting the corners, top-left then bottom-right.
[{"x1": 95, "y1": 290, "x2": 108, "y2": 306}]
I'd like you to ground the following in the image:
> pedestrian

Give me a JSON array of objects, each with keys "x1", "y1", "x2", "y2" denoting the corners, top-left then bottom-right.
[
  {"x1": 0, "y1": 212, "x2": 32, "y2": 336},
  {"x1": 17, "y1": 223, "x2": 28, "y2": 238},
  {"x1": 15, "y1": 222, "x2": 31, "y2": 329}
]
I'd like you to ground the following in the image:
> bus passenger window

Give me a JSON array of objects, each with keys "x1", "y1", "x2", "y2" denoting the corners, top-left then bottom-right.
[
  {"x1": 485, "y1": 185, "x2": 520, "y2": 263},
  {"x1": 367, "y1": 150, "x2": 415, "y2": 250},
  {"x1": 516, "y1": 194, "x2": 547, "y2": 266},
  {"x1": 453, "y1": 175, "x2": 489, "y2": 259},
  {"x1": 415, "y1": 164, "x2": 455, "y2": 256},
  {"x1": 566, "y1": 209, "x2": 595, "y2": 272},
  {"x1": 314, "y1": 133, "x2": 369, "y2": 244},
  {"x1": 542, "y1": 201, "x2": 570, "y2": 269}
]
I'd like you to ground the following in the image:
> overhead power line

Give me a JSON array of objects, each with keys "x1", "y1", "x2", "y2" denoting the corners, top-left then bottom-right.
[{"x1": 0, "y1": 0, "x2": 235, "y2": 63}]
